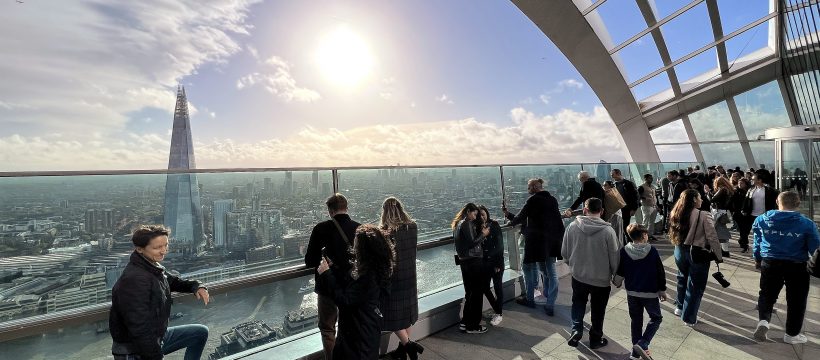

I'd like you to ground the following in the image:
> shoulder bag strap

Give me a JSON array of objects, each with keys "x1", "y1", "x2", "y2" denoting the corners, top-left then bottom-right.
[{"x1": 331, "y1": 218, "x2": 351, "y2": 246}]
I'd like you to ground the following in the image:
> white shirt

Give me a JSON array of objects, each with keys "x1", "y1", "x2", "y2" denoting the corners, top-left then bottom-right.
[{"x1": 751, "y1": 186, "x2": 766, "y2": 216}]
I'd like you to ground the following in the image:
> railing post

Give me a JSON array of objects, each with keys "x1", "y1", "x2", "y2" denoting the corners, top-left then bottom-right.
[{"x1": 332, "y1": 169, "x2": 339, "y2": 194}]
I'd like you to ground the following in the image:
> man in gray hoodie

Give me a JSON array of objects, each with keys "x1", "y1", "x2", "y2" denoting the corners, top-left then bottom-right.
[{"x1": 562, "y1": 197, "x2": 620, "y2": 349}]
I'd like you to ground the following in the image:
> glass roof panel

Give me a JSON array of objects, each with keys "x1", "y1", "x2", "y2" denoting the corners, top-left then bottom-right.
[
  {"x1": 784, "y1": 3, "x2": 820, "y2": 48},
  {"x1": 615, "y1": 32, "x2": 665, "y2": 83},
  {"x1": 632, "y1": 71, "x2": 674, "y2": 103},
  {"x1": 654, "y1": 0, "x2": 695, "y2": 19},
  {"x1": 656, "y1": 144, "x2": 697, "y2": 162},
  {"x1": 590, "y1": 0, "x2": 648, "y2": 47},
  {"x1": 725, "y1": 20, "x2": 773, "y2": 71},
  {"x1": 717, "y1": 0, "x2": 771, "y2": 35},
  {"x1": 688, "y1": 101, "x2": 739, "y2": 141},
  {"x1": 661, "y1": 2, "x2": 714, "y2": 61},
  {"x1": 699, "y1": 142, "x2": 747, "y2": 169},
  {"x1": 735, "y1": 80, "x2": 791, "y2": 140},
  {"x1": 650, "y1": 119, "x2": 689, "y2": 143},
  {"x1": 674, "y1": 47, "x2": 720, "y2": 92}
]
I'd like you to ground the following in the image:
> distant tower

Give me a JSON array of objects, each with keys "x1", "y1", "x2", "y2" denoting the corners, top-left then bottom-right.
[
  {"x1": 163, "y1": 86, "x2": 204, "y2": 255},
  {"x1": 212, "y1": 199, "x2": 235, "y2": 248}
]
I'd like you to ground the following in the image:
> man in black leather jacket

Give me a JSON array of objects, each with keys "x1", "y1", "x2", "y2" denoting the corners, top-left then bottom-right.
[{"x1": 110, "y1": 225, "x2": 210, "y2": 360}]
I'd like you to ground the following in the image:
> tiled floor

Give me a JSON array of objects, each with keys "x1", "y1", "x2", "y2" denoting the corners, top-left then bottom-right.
[{"x1": 419, "y1": 236, "x2": 820, "y2": 360}]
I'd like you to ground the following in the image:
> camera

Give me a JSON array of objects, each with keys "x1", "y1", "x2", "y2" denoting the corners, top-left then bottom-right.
[{"x1": 712, "y1": 271, "x2": 731, "y2": 288}]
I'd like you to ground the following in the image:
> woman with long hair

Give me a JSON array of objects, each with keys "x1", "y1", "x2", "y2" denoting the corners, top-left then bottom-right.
[
  {"x1": 602, "y1": 180, "x2": 625, "y2": 245},
  {"x1": 708, "y1": 177, "x2": 735, "y2": 258},
  {"x1": 317, "y1": 225, "x2": 396, "y2": 359},
  {"x1": 478, "y1": 205, "x2": 504, "y2": 326},
  {"x1": 452, "y1": 202, "x2": 490, "y2": 334},
  {"x1": 379, "y1": 197, "x2": 423, "y2": 360},
  {"x1": 669, "y1": 190, "x2": 723, "y2": 326}
]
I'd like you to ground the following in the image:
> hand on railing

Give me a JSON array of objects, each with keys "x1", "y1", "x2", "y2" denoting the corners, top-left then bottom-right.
[{"x1": 195, "y1": 288, "x2": 210, "y2": 306}]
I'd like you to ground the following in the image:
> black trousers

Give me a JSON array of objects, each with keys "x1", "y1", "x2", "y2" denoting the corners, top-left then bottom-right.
[
  {"x1": 460, "y1": 258, "x2": 488, "y2": 329},
  {"x1": 758, "y1": 259, "x2": 811, "y2": 336},
  {"x1": 570, "y1": 278, "x2": 611, "y2": 341},
  {"x1": 622, "y1": 209, "x2": 633, "y2": 241},
  {"x1": 735, "y1": 213, "x2": 754, "y2": 249},
  {"x1": 483, "y1": 263, "x2": 504, "y2": 314}
]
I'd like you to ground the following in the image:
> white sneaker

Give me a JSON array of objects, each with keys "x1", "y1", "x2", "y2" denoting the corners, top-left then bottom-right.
[
  {"x1": 754, "y1": 320, "x2": 769, "y2": 341},
  {"x1": 490, "y1": 314, "x2": 503, "y2": 326},
  {"x1": 674, "y1": 308, "x2": 681, "y2": 316},
  {"x1": 533, "y1": 295, "x2": 548, "y2": 305},
  {"x1": 783, "y1": 333, "x2": 808, "y2": 344}
]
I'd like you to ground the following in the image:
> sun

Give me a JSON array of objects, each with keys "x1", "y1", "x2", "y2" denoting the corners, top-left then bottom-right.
[{"x1": 315, "y1": 25, "x2": 375, "y2": 88}]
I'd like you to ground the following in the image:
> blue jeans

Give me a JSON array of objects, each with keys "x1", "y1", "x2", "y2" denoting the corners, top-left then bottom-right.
[
  {"x1": 163, "y1": 324, "x2": 209, "y2": 360},
  {"x1": 627, "y1": 296, "x2": 662, "y2": 356},
  {"x1": 523, "y1": 257, "x2": 558, "y2": 309},
  {"x1": 674, "y1": 245, "x2": 710, "y2": 324}
]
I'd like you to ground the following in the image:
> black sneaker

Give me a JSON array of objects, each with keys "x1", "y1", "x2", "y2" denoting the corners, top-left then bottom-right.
[
  {"x1": 567, "y1": 330, "x2": 582, "y2": 347},
  {"x1": 589, "y1": 338, "x2": 608, "y2": 349},
  {"x1": 722, "y1": 251, "x2": 730, "y2": 258},
  {"x1": 465, "y1": 325, "x2": 488, "y2": 334},
  {"x1": 544, "y1": 306, "x2": 555, "y2": 317},
  {"x1": 515, "y1": 297, "x2": 535, "y2": 308}
]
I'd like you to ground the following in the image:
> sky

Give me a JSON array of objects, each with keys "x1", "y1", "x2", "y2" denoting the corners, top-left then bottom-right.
[{"x1": 0, "y1": 0, "x2": 774, "y2": 171}]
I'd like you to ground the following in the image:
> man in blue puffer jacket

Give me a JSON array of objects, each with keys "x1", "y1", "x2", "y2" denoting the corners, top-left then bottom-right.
[{"x1": 752, "y1": 191, "x2": 820, "y2": 345}]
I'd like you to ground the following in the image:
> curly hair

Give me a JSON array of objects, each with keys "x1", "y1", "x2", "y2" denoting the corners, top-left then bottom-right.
[{"x1": 350, "y1": 224, "x2": 396, "y2": 288}]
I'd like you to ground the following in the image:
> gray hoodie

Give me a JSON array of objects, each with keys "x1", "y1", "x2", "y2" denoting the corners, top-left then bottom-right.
[{"x1": 561, "y1": 215, "x2": 620, "y2": 287}]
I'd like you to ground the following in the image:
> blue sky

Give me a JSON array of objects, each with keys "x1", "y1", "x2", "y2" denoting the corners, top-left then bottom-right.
[{"x1": 0, "y1": 0, "x2": 775, "y2": 171}]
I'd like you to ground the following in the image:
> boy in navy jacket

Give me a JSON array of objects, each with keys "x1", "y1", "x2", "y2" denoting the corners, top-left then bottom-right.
[
  {"x1": 752, "y1": 191, "x2": 820, "y2": 344},
  {"x1": 614, "y1": 224, "x2": 667, "y2": 360}
]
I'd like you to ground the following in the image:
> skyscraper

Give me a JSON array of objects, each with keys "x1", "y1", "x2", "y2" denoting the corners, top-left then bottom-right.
[
  {"x1": 163, "y1": 86, "x2": 205, "y2": 254},
  {"x1": 213, "y1": 199, "x2": 235, "y2": 248},
  {"x1": 311, "y1": 171, "x2": 319, "y2": 192}
]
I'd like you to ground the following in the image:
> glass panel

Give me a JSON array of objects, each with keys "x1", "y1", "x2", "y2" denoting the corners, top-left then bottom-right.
[
  {"x1": 336, "y1": 167, "x2": 503, "y2": 242},
  {"x1": 688, "y1": 101, "x2": 739, "y2": 141},
  {"x1": 632, "y1": 71, "x2": 674, "y2": 103},
  {"x1": 590, "y1": 0, "x2": 648, "y2": 46},
  {"x1": 749, "y1": 141, "x2": 776, "y2": 170},
  {"x1": 651, "y1": 119, "x2": 690, "y2": 143},
  {"x1": 675, "y1": 48, "x2": 720, "y2": 92},
  {"x1": 655, "y1": 0, "x2": 695, "y2": 19},
  {"x1": 790, "y1": 70, "x2": 820, "y2": 123},
  {"x1": 502, "y1": 165, "x2": 584, "y2": 212},
  {"x1": 661, "y1": 2, "x2": 714, "y2": 61},
  {"x1": 725, "y1": 20, "x2": 773, "y2": 71},
  {"x1": 656, "y1": 144, "x2": 697, "y2": 162},
  {"x1": 615, "y1": 33, "x2": 665, "y2": 83},
  {"x1": 699, "y1": 142, "x2": 748, "y2": 169},
  {"x1": 782, "y1": 141, "x2": 811, "y2": 219},
  {"x1": 717, "y1": 0, "x2": 771, "y2": 35},
  {"x1": 735, "y1": 81, "x2": 791, "y2": 140}
]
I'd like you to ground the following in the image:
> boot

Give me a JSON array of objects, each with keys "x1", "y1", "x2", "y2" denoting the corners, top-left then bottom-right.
[
  {"x1": 406, "y1": 341, "x2": 425, "y2": 360},
  {"x1": 388, "y1": 342, "x2": 407, "y2": 360}
]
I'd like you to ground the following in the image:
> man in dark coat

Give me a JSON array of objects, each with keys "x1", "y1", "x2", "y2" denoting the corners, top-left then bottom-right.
[
  {"x1": 567, "y1": 171, "x2": 605, "y2": 215},
  {"x1": 611, "y1": 168, "x2": 640, "y2": 241},
  {"x1": 305, "y1": 193, "x2": 360, "y2": 360},
  {"x1": 109, "y1": 225, "x2": 210, "y2": 360},
  {"x1": 661, "y1": 170, "x2": 687, "y2": 232},
  {"x1": 504, "y1": 178, "x2": 565, "y2": 316}
]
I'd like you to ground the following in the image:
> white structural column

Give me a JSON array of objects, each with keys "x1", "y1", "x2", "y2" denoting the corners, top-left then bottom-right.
[{"x1": 511, "y1": 0, "x2": 661, "y2": 162}]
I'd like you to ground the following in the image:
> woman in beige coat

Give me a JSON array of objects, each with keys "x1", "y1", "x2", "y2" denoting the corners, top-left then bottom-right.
[{"x1": 669, "y1": 189, "x2": 723, "y2": 326}]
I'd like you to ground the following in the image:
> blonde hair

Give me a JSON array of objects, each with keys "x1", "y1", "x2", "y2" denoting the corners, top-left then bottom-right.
[
  {"x1": 713, "y1": 176, "x2": 735, "y2": 196},
  {"x1": 379, "y1": 197, "x2": 414, "y2": 230}
]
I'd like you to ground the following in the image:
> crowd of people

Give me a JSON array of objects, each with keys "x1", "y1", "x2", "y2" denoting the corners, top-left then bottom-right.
[{"x1": 105, "y1": 164, "x2": 819, "y2": 360}]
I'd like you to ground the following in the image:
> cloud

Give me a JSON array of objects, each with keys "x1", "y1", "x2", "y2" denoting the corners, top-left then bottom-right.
[
  {"x1": 558, "y1": 79, "x2": 584, "y2": 90},
  {"x1": 380, "y1": 92, "x2": 393, "y2": 100},
  {"x1": 0, "y1": 1, "x2": 260, "y2": 137},
  {"x1": 236, "y1": 55, "x2": 321, "y2": 103},
  {"x1": 0, "y1": 106, "x2": 626, "y2": 170},
  {"x1": 436, "y1": 94, "x2": 454, "y2": 105},
  {"x1": 539, "y1": 95, "x2": 551, "y2": 105}
]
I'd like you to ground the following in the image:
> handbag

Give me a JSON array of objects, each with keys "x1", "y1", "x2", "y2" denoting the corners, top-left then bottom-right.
[
  {"x1": 711, "y1": 208, "x2": 730, "y2": 225},
  {"x1": 690, "y1": 211, "x2": 717, "y2": 264},
  {"x1": 809, "y1": 248, "x2": 820, "y2": 278}
]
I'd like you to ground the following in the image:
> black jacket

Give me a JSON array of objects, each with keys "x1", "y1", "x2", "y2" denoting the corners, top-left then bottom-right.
[
  {"x1": 305, "y1": 214, "x2": 360, "y2": 295},
  {"x1": 482, "y1": 220, "x2": 504, "y2": 270},
  {"x1": 570, "y1": 178, "x2": 605, "y2": 210},
  {"x1": 615, "y1": 178, "x2": 640, "y2": 211},
  {"x1": 742, "y1": 186, "x2": 779, "y2": 216},
  {"x1": 506, "y1": 191, "x2": 565, "y2": 263},
  {"x1": 322, "y1": 269, "x2": 386, "y2": 359},
  {"x1": 709, "y1": 188, "x2": 732, "y2": 210},
  {"x1": 662, "y1": 180, "x2": 687, "y2": 206},
  {"x1": 730, "y1": 187, "x2": 748, "y2": 216},
  {"x1": 109, "y1": 252, "x2": 203, "y2": 359}
]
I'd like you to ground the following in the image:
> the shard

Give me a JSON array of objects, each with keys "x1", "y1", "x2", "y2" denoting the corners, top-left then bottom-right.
[{"x1": 163, "y1": 86, "x2": 204, "y2": 255}]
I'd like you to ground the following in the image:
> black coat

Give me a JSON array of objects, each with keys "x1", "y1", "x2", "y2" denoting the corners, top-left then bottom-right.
[
  {"x1": 742, "y1": 186, "x2": 779, "y2": 216},
  {"x1": 663, "y1": 181, "x2": 687, "y2": 206},
  {"x1": 730, "y1": 187, "x2": 748, "y2": 216},
  {"x1": 305, "y1": 214, "x2": 360, "y2": 295},
  {"x1": 381, "y1": 223, "x2": 419, "y2": 332},
  {"x1": 709, "y1": 188, "x2": 732, "y2": 210},
  {"x1": 322, "y1": 270, "x2": 386, "y2": 360},
  {"x1": 570, "y1": 178, "x2": 605, "y2": 210},
  {"x1": 482, "y1": 220, "x2": 504, "y2": 270},
  {"x1": 109, "y1": 252, "x2": 203, "y2": 359},
  {"x1": 506, "y1": 191, "x2": 565, "y2": 263},
  {"x1": 615, "y1": 178, "x2": 640, "y2": 211}
]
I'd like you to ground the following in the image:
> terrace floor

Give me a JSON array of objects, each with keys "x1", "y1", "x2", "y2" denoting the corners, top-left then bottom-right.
[{"x1": 418, "y1": 235, "x2": 820, "y2": 360}]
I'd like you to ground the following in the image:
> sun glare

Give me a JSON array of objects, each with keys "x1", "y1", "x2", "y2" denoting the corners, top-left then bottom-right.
[{"x1": 315, "y1": 26, "x2": 374, "y2": 88}]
